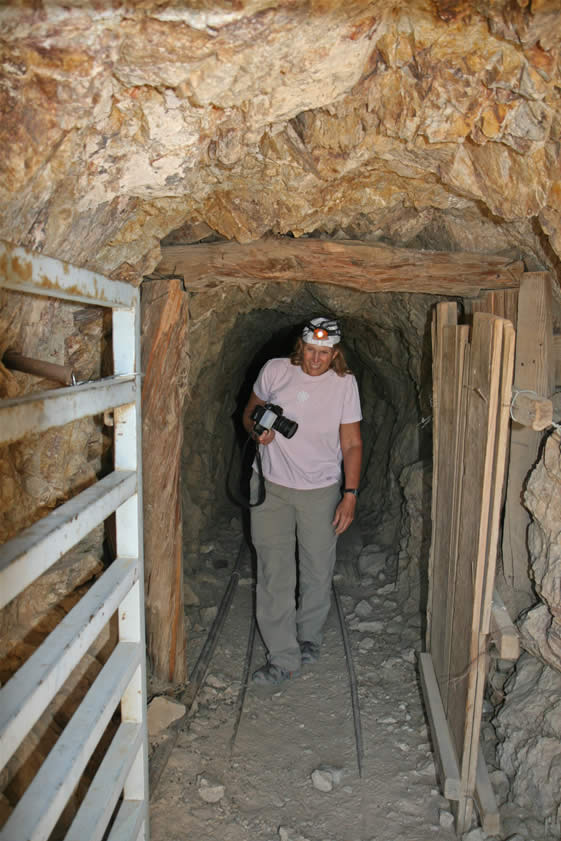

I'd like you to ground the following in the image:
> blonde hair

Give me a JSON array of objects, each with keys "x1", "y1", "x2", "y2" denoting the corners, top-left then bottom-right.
[{"x1": 290, "y1": 338, "x2": 351, "y2": 377}]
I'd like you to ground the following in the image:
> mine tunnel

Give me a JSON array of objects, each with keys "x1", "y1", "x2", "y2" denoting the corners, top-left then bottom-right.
[{"x1": 179, "y1": 286, "x2": 432, "y2": 586}]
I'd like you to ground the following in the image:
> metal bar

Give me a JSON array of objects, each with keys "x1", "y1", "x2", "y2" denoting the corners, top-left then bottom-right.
[
  {"x1": 0, "y1": 557, "x2": 138, "y2": 772},
  {"x1": 0, "y1": 240, "x2": 135, "y2": 308},
  {"x1": 3, "y1": 349, "x2": 74, "y2": 385},
  {"x1": 113, "y1": 287, "x2": 149, "y2": 824},
  {"x1": 106, "y1": 801, "x2": 146, "y2": 841},
  {"x1": 230, "y1": 613, "x2": 256, "y2": 756},
  {"x1": 0, "y1": 641, "x2": 141, "y2": 841},
  {"x1": 0, "y1": 470, "x2": 136, "y2": 609},
  {"x1": 65, "y1": 722, "x2": 143, "y2": 841},
  {"x1": 332, "y1": 580, "x2": 364, "y2": 778},
  {"x1": 0, "y1": 375, "x2": 136, "y2": 445}
]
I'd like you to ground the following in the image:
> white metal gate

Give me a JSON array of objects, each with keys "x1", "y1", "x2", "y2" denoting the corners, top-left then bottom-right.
[{"x1": 0, "y1": 242, "x2": 149, "y2": 841}]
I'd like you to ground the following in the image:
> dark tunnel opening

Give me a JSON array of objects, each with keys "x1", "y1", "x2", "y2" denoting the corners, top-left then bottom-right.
[{"x1": 180, "y1": 285, "x2": 441, "y2": 624}]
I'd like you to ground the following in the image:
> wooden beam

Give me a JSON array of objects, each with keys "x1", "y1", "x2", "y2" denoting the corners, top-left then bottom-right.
[
  {"x1": 490, "y1": 589, "x2": 520, "y2": 660},
  {"x1": 502, "y1": 272, "x2": 554, "y2": 615},
  {"x1": 474, "y1": 745, "x2": 501, "y2": 836},
  {"x1": 554, "y1": 332, "x2": 561, "y2": 389},
  {"x1": 156, "y1": 239, "x2": 524, "y2": 297},
  {"x1": 418, "y1": 653, "x2": 461, "y2": 801}
]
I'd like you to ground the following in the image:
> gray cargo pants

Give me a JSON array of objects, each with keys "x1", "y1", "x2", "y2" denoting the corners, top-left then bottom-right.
[{"x1": 250, "y1": 473, "x2": 341, "y2": 672}]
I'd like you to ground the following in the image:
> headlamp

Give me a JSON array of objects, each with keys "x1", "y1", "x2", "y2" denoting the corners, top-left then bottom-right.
[{"x1": 302, "y1": 317, "x2": 341, "y2": 347}]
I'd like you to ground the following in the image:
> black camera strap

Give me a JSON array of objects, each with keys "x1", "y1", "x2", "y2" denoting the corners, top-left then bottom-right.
[{"x1": 226, "y1": 434, "x2": 266, "y2": 509}]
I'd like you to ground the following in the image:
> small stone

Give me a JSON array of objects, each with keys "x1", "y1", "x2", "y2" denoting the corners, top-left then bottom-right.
[
  {"x1": 206, "y1": 674, "x2": 227, "y2": 689},
  {"x1": 147, "y1": 696, "x2": 185, "y2": 736},
  {"x1": 354, "y1": 599, "x2": 373, "y2": 618},
  {"x1": 279, "y1": 828, "x2": 310, "y2": 841},
  {"x1": 378, "y1": 583, "x2": 396, "y2": 594},
  {"x1": 317, "y1": 763, "x2": 344, "y2": 785},
  {"x1": 359, "y1": 637, "x2": 375, "y2": 651},
  {"x1": 311, "y1": 768, "x2": 333, "y2": 792},
  {"x1": 197, "y1": 776, "x2": 225, "y2": 803},
  {"x1": 357, "y1": 620, "x2": 384, "y2": 633},
  {"x1": 461, "y1": 829, "x2": 488, "y2": 841},
  {"x1": 439, "y1": 809, "x2": 455, "y2": 829}
]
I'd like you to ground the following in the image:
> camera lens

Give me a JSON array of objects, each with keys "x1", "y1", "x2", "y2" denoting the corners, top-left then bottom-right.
[{"x1": 273, "y1": 415, "x2": 298, "y2": 439}]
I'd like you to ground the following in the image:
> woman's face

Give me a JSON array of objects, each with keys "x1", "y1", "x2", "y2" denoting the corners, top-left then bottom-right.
[{"x1": 301, "y1": 342, "x2": 337, "y2": 376}]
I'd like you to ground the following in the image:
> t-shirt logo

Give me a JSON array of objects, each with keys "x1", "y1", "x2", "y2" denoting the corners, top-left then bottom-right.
[{"x1": 296, "y1": 390, "x2": 309, "y2": 403}]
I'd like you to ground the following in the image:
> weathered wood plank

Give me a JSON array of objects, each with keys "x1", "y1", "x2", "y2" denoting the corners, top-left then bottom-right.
[
  {"x1": 448, "y1": 314, "x2": 504, "y2": 833},
  {"x1": 442, "y1": 325, "x2": 470, "y2": 715},
  {"x1": 427, "y1": 303, "x2": 458, "y2": 653},
  {"x1": 157, "y1": 239, "x2": 523, "y2": 297},
  {"x1": 490, "y1": 589, "x2": 520, "y2": 660},
  {"x1": 480, "y1": 322, "x2": 516, "y2": 639},
  {"x1": 418, "y1": 653, "x2": 461, "y2": 801},
  {"x1": 554, "y1": 332, "x2": 561, "y2": 389},
  {"x1": 474, "y1": 744, "x2": 501, "y2": 836},
  {"x1": 502, "y1": 272, "x2": 553, "y2": 615},
  {"x1": 141, "y1": 278, "x2": 190, "y2": 684}
]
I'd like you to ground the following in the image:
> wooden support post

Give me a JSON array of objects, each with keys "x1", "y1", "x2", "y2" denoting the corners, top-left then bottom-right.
[
  {"x1": 141, "y1": 278, "x2": 190, "y2": 685},
  {"x1": 501, "y1": 272, "x2": 554, "y2": 617}
]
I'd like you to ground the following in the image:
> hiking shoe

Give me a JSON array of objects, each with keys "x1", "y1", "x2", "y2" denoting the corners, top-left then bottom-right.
[
  {"x1": 252, "y1": 662, "x2": 300, "y2": 685},
  {"x1": 299, "y1": 641, "x2": 320, "y2": 665}
]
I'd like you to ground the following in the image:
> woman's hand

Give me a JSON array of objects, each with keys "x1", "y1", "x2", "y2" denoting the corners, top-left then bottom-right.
[
  {"x1": 255, "y1": 428, "x2": 275, "y2": 445},
  {"x1": 332, "y1": 493, "x2": 356, "y2": 535}
]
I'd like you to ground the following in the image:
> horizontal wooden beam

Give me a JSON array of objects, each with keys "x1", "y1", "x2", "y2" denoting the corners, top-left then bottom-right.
[{"x1": 156, "y1": 239, "x2": 523, "y2": 298}]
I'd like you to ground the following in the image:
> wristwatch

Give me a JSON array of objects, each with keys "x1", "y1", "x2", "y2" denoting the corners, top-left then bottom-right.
[{"x1": 343, "y1": 488, "x2": 359, "y2": 497}]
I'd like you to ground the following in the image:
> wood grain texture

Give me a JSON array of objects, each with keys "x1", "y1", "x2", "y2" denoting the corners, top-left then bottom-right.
[
  {"x1": 157, "y1": 239, "x2": 523, "y2": 297},
  {"x1": 141, "y1": 278, "x2": 190, "y2": 683},
  {"x1": 502, "y1": 272, "x2": 553, "y2": 612}
]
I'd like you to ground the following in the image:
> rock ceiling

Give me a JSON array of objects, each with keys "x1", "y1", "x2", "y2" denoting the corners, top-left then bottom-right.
[{"x1": 1, "y1": 1, "x2": 560, "y2": 287}]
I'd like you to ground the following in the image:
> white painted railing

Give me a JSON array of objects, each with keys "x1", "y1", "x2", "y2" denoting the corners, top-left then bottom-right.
[{"x1": 0, "y1": 242, "x2": 149, "y2": 841}]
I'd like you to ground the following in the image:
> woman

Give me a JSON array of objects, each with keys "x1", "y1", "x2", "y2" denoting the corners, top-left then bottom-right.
[{"x1": 242, "y1": 317, "x2": 362, "y2": 685}]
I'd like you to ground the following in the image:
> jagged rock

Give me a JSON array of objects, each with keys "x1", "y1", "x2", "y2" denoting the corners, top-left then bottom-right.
[
  {"x1": 354, "y1": 599, "x2": 373, "y2": 618},
  {"x1": 147, "y1": 697, "x2": 186, "y2": 737},
  {"x1": 356, "y1": 545, "x2": 388, "y2": 577},
  {"x1": 520, "y1": 431, "x2": 561, "y2": 674},
  {"x1": 495, "y1": 653, "x2": 561, "y2": 824}
]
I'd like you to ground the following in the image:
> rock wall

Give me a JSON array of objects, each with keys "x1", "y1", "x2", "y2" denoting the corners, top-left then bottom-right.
[
  {"x1": 495, "y1": 653, "x2": 561, "y2": 834},
  {"x1": 519, "y1": 430, "x2": 561, "y2": 672},
  {"x1": 0, "y1": 2, "x2": 559, "y2": 285}
]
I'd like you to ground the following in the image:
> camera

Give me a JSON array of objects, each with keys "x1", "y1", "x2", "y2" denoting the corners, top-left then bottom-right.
[{"x1": 250, "y1": 403, "x2": 298, "y2": 439}]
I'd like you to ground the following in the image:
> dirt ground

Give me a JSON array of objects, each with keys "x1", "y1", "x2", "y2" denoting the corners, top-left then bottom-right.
[{"x1": 147, "y1": 520, "x2": 463, "y2": 841}]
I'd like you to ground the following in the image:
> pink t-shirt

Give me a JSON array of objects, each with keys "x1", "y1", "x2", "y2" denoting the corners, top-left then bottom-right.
[{"x1": 253, "y1": 357, "x2": 362, "y2": 490}]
